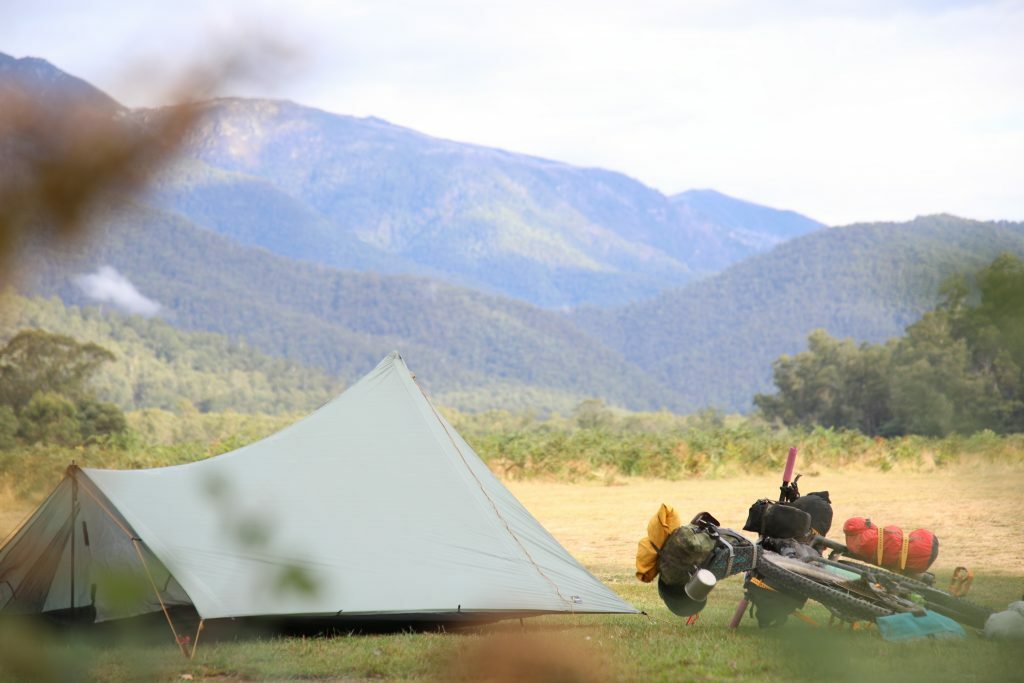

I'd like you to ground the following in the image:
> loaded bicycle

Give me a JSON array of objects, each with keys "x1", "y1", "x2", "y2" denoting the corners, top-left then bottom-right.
[{"x1": 645, "y1": 448, "x2": 995, "y2": 631}]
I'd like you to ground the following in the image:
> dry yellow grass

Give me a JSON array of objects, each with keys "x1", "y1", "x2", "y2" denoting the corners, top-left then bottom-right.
[
  {"x1": 3, "y1": 465, "x2": 1022, "y2": 578},
  {"x1": 507, "y1": 465, "x2": 1024, "y2": 577}
]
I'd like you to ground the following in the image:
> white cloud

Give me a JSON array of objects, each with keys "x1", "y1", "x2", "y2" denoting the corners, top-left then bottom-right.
[{"x1": 74, "y1": 266, "x2": 162, "y2": 317}]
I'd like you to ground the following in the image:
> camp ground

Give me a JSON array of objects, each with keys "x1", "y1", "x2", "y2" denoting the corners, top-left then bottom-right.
[{"x1": 0, "y1": 352, "x2": 637, "y2": 655}]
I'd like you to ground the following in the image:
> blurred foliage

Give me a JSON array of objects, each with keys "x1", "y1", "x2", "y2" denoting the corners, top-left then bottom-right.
[
  {"x1": 0, "y1": 55, "x2": 197, "y2": 281},
  {"x1": 756, "y1": 253, "x2": 1024, "y2": 436}
]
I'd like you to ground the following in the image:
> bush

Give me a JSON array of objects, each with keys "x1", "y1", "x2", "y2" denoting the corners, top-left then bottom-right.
[
  {"x1": 0, "y1": 405, "x2": 17, "y2": 450},
  {"x1": 77, "y1": 398, "x2": 128, "y2": 443},
  {"x1": 18, "y1": 392, "x2": 80, "y2": 446}
]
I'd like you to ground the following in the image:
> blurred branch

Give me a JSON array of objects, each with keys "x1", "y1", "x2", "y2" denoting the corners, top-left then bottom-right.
[
  {"x1": 0, "y1": 89, "x2": 195, "y2": 251},
  {"x1": 0, "y1": 36, "x2": 299, "y2": 283}
]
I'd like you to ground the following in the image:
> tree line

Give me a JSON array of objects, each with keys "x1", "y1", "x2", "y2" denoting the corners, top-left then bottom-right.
[
  {"x1": 755, "y1": 253, "x2": 1024, "y2": 436},
  {"x1": 0, "y1": 329, "x2": 127, "y2": 448}
]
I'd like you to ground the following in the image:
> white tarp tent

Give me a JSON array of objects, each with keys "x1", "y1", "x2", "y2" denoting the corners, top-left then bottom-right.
[{"x1": 0, "y1": 352, "x2": 636, "y2": 629}]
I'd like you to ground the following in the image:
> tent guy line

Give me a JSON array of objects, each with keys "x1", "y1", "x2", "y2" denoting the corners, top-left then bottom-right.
[{"x1": 414, "y1": 380, "x2": 576, "y2": 611}]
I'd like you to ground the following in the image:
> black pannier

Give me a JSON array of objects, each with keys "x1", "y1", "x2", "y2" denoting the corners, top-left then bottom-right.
[
  {"x1": 743, "y1": 499, "x2": 812, "y2": 539},
  {"x1": 790, "y1": 491, "x2": 833, "y2": 536}
]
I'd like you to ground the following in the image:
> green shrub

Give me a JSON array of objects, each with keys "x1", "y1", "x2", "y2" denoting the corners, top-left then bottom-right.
[
  {"x1": 18, "y1": 391, "x2": 80, "y2": 446},
  {"x1": 0, "y1": 405, "x2": 16, "y2": 450}
]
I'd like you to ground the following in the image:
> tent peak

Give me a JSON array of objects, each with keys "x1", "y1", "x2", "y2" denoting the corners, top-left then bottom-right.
[
  {"x1": 382, "y1": 350, "x2": 404, "y2": 366},
  {"x1": 379, "y1": 351, "x2": 413, "y2": 378}
]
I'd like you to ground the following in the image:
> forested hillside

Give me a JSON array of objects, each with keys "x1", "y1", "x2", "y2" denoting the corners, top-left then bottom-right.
[
  {"x1": 15, "y1": 202, "x2": 685, "y2": 412},
  {"x1": 575, "y1": 216, "x2": 1024, "y2": 412},
  {"x1": 0, "y1": 292, "x2": 341, "y2": 413},
  {"x1": 20, "y1": 203, "x2": 1024, "y2": 416},
  {"x1": 756, "y1": 253, "x2": 1024, "y2": 436}
]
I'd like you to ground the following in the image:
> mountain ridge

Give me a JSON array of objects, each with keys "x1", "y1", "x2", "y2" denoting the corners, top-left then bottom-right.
[
  {"x1": 0, "y1": 51, "x2": 121, "y2": 113},
  {"x1": 2, "y1": 52, "x2": 826, "y2": 308},
  {"x1": 574, "y1": 214, "x2": 1024, "y2": 411}
]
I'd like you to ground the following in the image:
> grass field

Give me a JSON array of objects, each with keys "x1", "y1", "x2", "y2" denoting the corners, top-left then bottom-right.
[{"x1": 2, "y1": 466, "x2": 1023, "y2": 681}]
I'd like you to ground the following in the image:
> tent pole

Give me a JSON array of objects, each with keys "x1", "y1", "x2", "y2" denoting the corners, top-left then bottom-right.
[
  {"x1": 131, "y1": 538, "x2": 189, "y2": 658},
  {"x1": 75, "y1": 476, "x2": 191, "y2": 657},
  {"x1": 189, "y1": 619, "x2": 205, "y2": 659},
  {"x1": 70, "y1": 468, "x2": 78, "y2": 615},
  {"x1": 75, "y1": 476, "x2": 135, "y2": 540}
]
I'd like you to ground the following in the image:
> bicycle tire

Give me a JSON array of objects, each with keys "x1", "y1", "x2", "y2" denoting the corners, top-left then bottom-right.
[
  {"x1": 833, "y1": 558, "x2": 994, "y2": 629},
  {"x1": 757, "y1": 554, "x2": 897, "y2": 623}
]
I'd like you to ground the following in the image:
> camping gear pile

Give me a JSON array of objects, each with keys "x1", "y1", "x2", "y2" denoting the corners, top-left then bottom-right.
[{"x1": 635, "y1": 447, "x2": 1001, "y2": 638}]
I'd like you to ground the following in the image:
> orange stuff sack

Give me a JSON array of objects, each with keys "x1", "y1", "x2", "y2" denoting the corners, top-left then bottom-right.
[
  {"x1": 842, "y1": 517, "x2": 939, "y2": 574},
  {"x1": 635, "y1": 503, "x2": 682, "y2": 582}
]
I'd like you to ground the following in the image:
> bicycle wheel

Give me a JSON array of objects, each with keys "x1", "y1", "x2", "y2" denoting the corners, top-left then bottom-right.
[
  {"x1": 832, "y1": 558, "x2": 994, "y2": 629},
  {"x1": 756, "y1": 554, "x2": 898, "y2": 623}
]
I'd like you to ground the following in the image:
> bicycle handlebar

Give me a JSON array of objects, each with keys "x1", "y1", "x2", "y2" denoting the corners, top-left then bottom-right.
[
  {"x1": 782, "y1": 446, "x2": 797, "y2": 484},
  {"x1": 779, "y1": 446, "x2": 801, "y2": 503}
]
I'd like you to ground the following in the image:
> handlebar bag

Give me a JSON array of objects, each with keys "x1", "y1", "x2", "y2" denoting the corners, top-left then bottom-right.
[
  {"x1": 743, "y1": 499, "x2": 772, "y2": 533},
  {"x1": 761, "y1": 504, "x2": 812, "y2": 539},
  {"x1": 745, "y1": 499, "x2": 812, "y2": 539}
]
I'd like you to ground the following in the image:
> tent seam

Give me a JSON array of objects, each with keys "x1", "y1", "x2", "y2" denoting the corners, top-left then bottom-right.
[{"x1": 407, "y1": 374, "x2": 574, "y2": 612}]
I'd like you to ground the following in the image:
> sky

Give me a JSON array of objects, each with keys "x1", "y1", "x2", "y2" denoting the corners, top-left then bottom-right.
[{"x1": 2, "y1": 0, "x2": 1022, "y2": 225}]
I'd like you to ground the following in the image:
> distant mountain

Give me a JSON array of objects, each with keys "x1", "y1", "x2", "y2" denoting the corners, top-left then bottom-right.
[
  {"x1": 146, "y1": 158, "x2": 417, "y2": 276},
  {"x1": 0, "y1": 52, "x2": 119, "y2": 113},
  {"x1": 16, "y1": 200, "x2": 685, "y2": 413},
  {"x1": 671, "y1": 189, "x2": 823, "y2": 253},
  {"x1": 147, "y1": 98, "x2": 823, "y2": 307},
  {"x1": 574, "y1": 215, "x2": 1024, "y2": 412},
  {"x1": 0, "y1": 51, "x2": 828, "y2": 309}
]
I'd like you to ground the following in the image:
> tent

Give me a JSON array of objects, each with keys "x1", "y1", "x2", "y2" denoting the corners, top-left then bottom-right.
[{"x1": 0, "y1": 352, "x2": 637, "y2": 650}]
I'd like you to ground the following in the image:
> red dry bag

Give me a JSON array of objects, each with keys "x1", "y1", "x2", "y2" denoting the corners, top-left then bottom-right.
[{"x1": 842, "y1": 517, "x2": 939, "y2": 574}]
